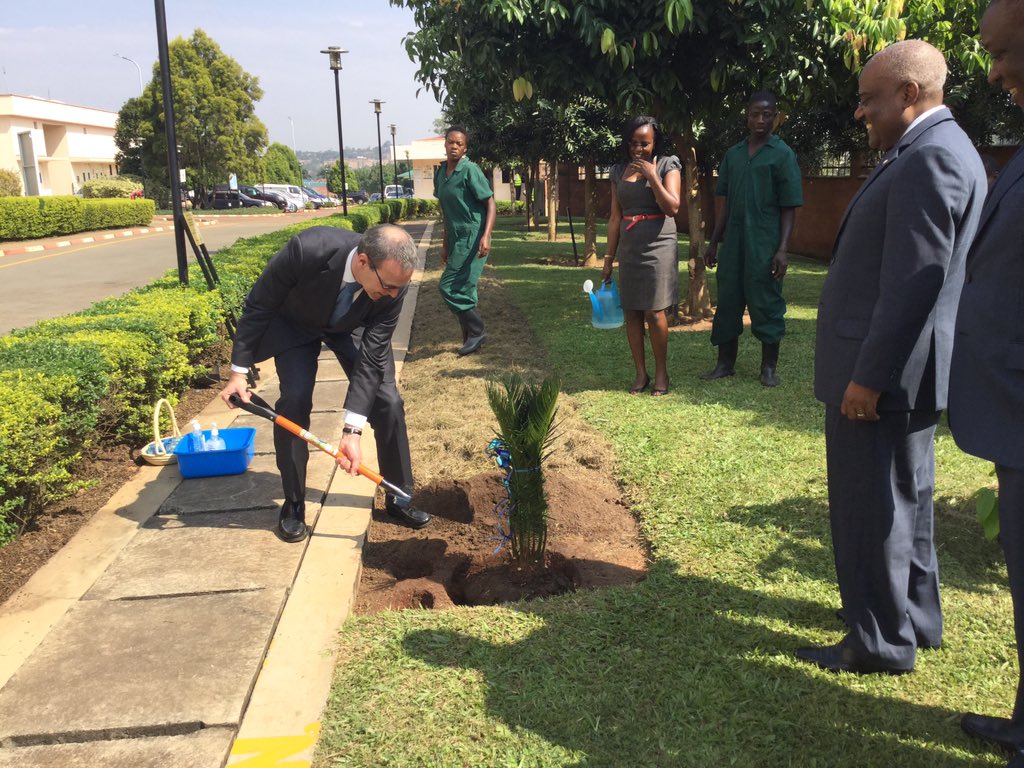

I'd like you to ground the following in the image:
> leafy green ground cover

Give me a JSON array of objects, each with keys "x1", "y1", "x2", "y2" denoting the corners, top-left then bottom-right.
[{"x1": 316, "y1": 218, "x2": 1006, "y2": 767}]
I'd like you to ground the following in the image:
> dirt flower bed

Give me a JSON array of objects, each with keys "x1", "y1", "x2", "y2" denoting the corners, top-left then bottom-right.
[{"x1": 355, "y1": 238, "x2": 650, "y2": 613}]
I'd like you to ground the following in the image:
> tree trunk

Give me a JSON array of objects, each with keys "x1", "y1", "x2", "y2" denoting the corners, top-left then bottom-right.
[
  {"x1": 526, "y1": 161, "x2": 538, "y2": 231},
  {"x1": 582, "y1": 162, "x2": 600, "y2": 267},
  {"x1": 546, "y1": 160, "x2": 557, "y2": 243},
  {"x1": 681, "y1": 141, "x2": 713, "y2": 321}
]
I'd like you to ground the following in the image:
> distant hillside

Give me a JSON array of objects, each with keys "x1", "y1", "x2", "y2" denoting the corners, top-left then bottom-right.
[{"x1": 297, "y1": 145, "x2": 393, "y2": 176}]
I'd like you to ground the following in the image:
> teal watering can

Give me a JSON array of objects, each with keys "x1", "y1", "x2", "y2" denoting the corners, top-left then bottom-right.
[{"x1": 583, "y1": 279, "x2": 624, "y2": 329}]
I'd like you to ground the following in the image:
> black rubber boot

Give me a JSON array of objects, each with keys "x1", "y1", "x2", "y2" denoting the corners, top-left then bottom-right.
[
  {"x1": 456, "y1": 311, "x2": 470, "y2": 343},
  {"x1": 457, "y1": 309, "x2": 487, "y2": 356},
  {"x1": 700, "y1": 339, "x2": 738, "y2": 380},
  {"x1": 760, "y1": 342, "x2": 780, "y2": 387}
]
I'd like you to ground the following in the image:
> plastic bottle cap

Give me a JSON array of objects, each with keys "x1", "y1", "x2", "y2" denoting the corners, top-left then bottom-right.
[{"x1": 583, "y1": 279, "x2": 594, "y2": 294}]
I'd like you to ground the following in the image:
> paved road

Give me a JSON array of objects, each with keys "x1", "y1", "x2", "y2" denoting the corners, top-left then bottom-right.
[{"x1": 0, "y1": 213, "x2": 336, "y2": 336}]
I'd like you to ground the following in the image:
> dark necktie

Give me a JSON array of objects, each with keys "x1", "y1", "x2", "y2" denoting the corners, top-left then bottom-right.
[{"x1": 329, "y1": 281, "x2": 361, "y2": 325}]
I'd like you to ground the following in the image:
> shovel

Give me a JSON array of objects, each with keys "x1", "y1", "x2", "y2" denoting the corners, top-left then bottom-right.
[{"x1": 228, "y1": 392, "x2": 412, "y2": 504}]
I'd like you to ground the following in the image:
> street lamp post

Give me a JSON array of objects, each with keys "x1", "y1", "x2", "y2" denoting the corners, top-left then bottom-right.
[
  {"x1": 389, "y1": 123, "x2": 398, "y2": 187},
  {"x1": 370, "y1": 99, "x2": 386, "y2": 200},
  {"x1": 320, "y1": 47, "x2": 349, "y2": 215},
  {"x1": 114, "y1": 52, "x2": 144, "y2": 96},
  {"x1": 152, "y1": 0, "x2": 187, "y2": 285}
]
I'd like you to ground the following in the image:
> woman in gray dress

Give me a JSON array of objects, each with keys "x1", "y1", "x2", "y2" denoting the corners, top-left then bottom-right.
[{"x1": 601, "y1": 116, "x2": 682, "y2": 396}]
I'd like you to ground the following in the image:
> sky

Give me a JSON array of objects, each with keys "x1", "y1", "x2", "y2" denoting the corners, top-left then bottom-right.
[{"x1": 0, "y1": 1, "x2": 442, "y2": 152}]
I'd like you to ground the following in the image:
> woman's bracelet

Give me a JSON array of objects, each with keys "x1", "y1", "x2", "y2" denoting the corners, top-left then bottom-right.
[{"x1": 603, "y1": 254, "x2": 614, "y2": 261}]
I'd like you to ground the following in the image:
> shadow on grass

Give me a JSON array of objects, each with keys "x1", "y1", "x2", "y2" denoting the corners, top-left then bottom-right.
[
  {"x1": 731, "y1": 495, "x2": 1007, "y2": 597},
  {"x1": 401, "y1": 561, "x2": 990, "y2": 767}
]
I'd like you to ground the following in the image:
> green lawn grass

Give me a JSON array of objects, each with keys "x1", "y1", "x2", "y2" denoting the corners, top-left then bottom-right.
[{"x1": 314, "y1": 217, "x2": 1007, "y2": 767}]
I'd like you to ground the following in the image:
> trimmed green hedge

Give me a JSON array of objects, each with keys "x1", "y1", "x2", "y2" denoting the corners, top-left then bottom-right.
[
  {"x1": 0, "y1": 196, "x2": 155, "y2": 241},
  {"x1": 0, "y1": 201, "x2": 435, "y2": 545}
]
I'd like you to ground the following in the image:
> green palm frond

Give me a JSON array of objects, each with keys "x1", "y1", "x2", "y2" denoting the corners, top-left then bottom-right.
[{"x1": 486, "y1": 373, "x2": 560, "y2": 564}]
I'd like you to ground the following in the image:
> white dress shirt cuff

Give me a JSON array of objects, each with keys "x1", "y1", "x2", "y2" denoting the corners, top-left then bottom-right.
[
  {"x1": 344, "y1": 411, "x2": 368, "y2": 429},
  {"x1": 230, "y1": 364, "x2": 248, "y2": 375}
]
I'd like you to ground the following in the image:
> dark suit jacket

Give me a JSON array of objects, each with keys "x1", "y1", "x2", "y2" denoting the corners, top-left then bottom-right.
[
  {"x1": 949, "y1": 148, "x2": 1024, "y2": 469},
  {"x1": 230, "y1": 226, "x2": 407, "y2": 417},
  {"x1": 814, "y1": 108, "x2": 987, "y2": 412}
]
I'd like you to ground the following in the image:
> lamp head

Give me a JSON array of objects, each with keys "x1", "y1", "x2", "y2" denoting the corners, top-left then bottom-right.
[{"x1": 320, "y1": 47, "x2": 348, "y2": 71}]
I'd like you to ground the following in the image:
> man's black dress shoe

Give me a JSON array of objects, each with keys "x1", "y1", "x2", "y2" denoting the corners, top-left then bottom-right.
[
  {"x1": 833, "y1": 609, "x2": 941, "y2": 649},
  {"x1": 961, "y1": 712, "x2": 1024, "y2": 751},
  {"x1": 795, "y1": 640, "x2": 912, "y2": 675},
  {"x1": 385, "y1": 495, "x2": 431, "y2": 529},
  {"x1": 277, "y1": 500, "x2": 308, "y2": 543}
]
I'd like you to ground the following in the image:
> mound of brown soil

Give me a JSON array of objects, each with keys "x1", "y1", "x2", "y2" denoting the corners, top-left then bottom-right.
[{"x1": 356, "y1": 470, "x2": 648, "y2": 613}]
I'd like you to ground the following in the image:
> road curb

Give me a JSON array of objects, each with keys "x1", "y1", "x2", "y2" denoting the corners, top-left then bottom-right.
[{"x1": 0, "y1": 220, "x2": 218, "y2": 259}]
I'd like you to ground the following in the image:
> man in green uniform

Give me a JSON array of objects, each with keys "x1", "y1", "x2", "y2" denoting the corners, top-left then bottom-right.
[
  {"x1": 702, "y1": 91, "x2": 803, "y2": 387},
  {"x1": 434, "y1": 126, "x2": 497, "y2": 355}
]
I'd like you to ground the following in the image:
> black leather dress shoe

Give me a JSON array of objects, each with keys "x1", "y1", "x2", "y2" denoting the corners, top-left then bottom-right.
[
  {"x1": 385, "y1": 496, "x2": 431, "y2": 529},
  {"x1": 277, "y1": 500, "x2": 308, "y2": 543},
  {"x1": 795, "y1": 640, "x2": 912, "y2": 675},
  {"x1": 961, "y1": 712, "x2": 1024, "y2": 751}
]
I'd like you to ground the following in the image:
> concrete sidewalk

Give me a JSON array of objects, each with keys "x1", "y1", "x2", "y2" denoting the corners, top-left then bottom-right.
[{"x1": 0, "y1": 221, "x2": 433, "y2": 767}]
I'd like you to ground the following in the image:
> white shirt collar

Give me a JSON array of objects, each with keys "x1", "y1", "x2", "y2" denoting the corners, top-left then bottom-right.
[
  {"x1": 343, "y1": 246, "x2": 357, "y2": 284},
  {"x1": 900, "y1": 105, "x2": 945, "y2": 142}
]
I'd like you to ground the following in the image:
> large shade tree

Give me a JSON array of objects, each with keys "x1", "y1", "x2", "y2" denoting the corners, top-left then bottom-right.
[
  {"x1": 262, "y1": 142, "x2": 302, "y2": 185},
  {"x1": 114, "y1": 29, "x2": 268, "y2": 207},
  {"x1": 393, "y1": 0, "x2": 1018, "y2": 317}
]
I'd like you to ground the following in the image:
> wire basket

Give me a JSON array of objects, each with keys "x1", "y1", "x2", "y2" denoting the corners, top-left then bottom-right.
[{"x1": 140, "y1": 398, "x2": 182, "y2": 466}]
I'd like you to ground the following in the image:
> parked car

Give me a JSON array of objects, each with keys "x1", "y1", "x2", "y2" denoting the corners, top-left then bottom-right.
[
  {"x1": 347, "y1": 189, "x2": 368, "y2": 204},
  {"x1": 383, "y1": 184, "x2": 404, "y2": 199},
  {"x1": 257, "y1": 183, "x2": 305, "y2": 212},
  {"x1": 209, "y1": 190, "x2": 266, "y2": 209},
  {"x1": 303, "y1": 186, "x2": 328, "y2": 209},
  {"x1": 239, "y1": 185, "x2": 287, "y2": 211},
  {"x1": 369, "y1": 192, "x2": 382, "y2": 203}
]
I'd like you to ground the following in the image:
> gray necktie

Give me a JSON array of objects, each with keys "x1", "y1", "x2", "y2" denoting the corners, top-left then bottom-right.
[{"x1": 328, "y1": 281, "x2": 361, "y2": 325}]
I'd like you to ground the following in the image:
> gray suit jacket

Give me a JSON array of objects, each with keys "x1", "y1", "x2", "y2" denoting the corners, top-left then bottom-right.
[
  {"x1": 230, "y1": 226, "x2": 407, "y2": 417},
  {"x1": 814, "y1": 108, "x2": 987, "y2": 412},
  {"x1": 949, "y1": 147, "x2": 1024, "y2": 468}
]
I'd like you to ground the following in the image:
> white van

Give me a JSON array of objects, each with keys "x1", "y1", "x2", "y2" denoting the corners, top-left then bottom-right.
[{"x1": 256, "y1": 183, "x2": 305, "y2": 212}]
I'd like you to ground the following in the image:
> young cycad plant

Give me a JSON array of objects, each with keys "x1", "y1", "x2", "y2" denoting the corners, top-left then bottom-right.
[{"x1": 486, "y1": 373, "x2": 560, "y2": 564}]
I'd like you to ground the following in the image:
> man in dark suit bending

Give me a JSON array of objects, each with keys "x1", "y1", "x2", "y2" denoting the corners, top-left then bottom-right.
[
  {"x1": 803, "y1": 40, "x2": 987, "y2": 674},
  {"x1": 221, "y1": 223, "x2": 431, "y2": 542},
  {"x1": 949, "y1": 1, "x2": 1024, "y2": 762}
]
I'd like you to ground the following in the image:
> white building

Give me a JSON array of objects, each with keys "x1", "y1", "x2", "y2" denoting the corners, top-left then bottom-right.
[
  {"x1": 396, "y1": 136, "x2": 515, "y2": 202},
  {"x1": 0, "y1": 94, "x2": 119, "y2": 196}
]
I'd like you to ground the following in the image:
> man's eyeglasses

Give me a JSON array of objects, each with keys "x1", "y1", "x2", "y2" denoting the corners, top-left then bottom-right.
[{"x1": 370, "y1": 261, "x2": 404, "y2": 293}]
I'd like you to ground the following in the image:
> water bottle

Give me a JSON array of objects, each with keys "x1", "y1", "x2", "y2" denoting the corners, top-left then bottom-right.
[
  {"x1": 191, "y1": 419, "x2": 207, "y2": 452},
  {"x1": 207, "y1": 422, "x2": 227, "y2": 451}
]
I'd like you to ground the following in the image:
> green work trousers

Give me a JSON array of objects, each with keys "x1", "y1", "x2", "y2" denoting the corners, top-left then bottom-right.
[
  {"x1": 440, "y1": 226, "x2": 487, "y2": 313},
  {"x1": 710, "y1": 245, "x2": 785, "y2": 346}
]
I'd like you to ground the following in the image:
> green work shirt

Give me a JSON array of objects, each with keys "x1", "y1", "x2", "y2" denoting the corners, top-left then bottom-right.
[
  {"x1": 715, "y1": 134, "x2": 803, "y2": 261},
  {"x1": 434, "y1": 156, "x2": 493, "y2": 244}
]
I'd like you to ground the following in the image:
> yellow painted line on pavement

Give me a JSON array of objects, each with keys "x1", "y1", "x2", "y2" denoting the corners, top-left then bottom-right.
[{"x1": 228, "y1": 722, "x2": 320, "y2": 767}]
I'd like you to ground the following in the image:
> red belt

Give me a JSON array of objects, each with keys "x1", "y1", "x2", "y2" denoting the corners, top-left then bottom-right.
[{"x1": 624, "y1": 214, "x2": 667, "y2": 230}]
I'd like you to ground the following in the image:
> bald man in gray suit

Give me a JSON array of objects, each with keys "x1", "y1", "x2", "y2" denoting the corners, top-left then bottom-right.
[
  {"x1": 801, "y1": 40, "x2": 987, "y2": 675},
  {"x1": 951, "y1": 2, "x2": 1024, "y2": 762}
]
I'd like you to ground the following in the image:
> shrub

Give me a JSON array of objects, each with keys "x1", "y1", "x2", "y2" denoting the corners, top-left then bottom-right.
[
  {"x1": 0, "y1": 197, "x2": 154, "y2": 241},
  {"x1": 496, "y1": 200, "x2": 526, "y2": 216},
  {"x1": 0, "y1": 169, "x2": 22, "y2": 197},
  {"x1": 0, "y1": 197, "x2": 419, "y2": 543},
  {"x1": 0, "y1": 371, "x2": 83, "y2": 544},
  {"x1": 416, "y1": 198, "x2": 440, "y2": 217},
  {"x1": 0, "y1": 198, "x2": 45, "y2": 240},
  {"x1": 80, "y1": 177, "x2": 140, "y2": 199}
]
